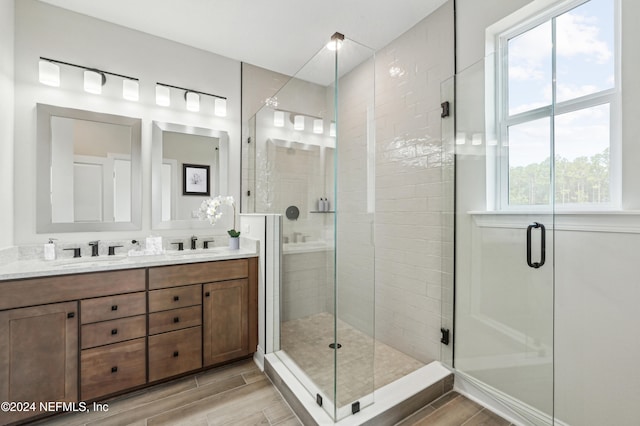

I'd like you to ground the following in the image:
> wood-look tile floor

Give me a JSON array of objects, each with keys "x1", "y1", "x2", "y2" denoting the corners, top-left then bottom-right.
[
  {"x1": 29, "y1": 359, "x2": 512, "y2": 426},
  {"x1": 30, "y1": 358, "x2": 301, "y2": 426},
  {"x1": 396, "y1": 391, "x2": 515, "y2": 426}
]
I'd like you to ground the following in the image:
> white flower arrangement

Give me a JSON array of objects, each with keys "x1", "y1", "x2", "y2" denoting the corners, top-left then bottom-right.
[{"x1": 199, "y1": 195, "x2": 240, "y2": 237}]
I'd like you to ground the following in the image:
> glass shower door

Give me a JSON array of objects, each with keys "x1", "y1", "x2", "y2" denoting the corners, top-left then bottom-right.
[
  {"x1": 248, "y1": 33, "x2": 376, "y2": 422},
  {"x1": 454, "y1": 57, "x2": 555, "y2": 425}
]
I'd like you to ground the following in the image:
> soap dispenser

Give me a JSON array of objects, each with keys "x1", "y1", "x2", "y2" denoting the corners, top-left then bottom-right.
[{"x1": 44, "y1": 238, "x2": 57, "y2": 261}]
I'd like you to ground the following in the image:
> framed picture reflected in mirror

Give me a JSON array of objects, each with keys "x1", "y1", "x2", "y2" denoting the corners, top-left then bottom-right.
[{"x1": 183, "y1": 163, "x2": 210, "y2": 196}]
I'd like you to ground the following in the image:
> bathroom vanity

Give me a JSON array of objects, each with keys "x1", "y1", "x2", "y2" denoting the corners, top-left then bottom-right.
[{"x1": 0, "y1": 252, "x2": 258, "y2": 425}]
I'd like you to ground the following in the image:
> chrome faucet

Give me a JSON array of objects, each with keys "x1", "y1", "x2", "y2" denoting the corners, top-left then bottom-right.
[{"x1": 191, "y1": 235, "x2": 198, "y2": 250}]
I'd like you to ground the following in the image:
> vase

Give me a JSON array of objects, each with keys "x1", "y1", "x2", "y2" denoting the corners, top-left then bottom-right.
[{"x1": 229, "y1": 236, "x2": 240, "y2": 250}]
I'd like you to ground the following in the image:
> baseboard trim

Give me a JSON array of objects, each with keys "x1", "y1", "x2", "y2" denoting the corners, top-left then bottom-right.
[{"x1": 454, "y1": 370, "x2": 566, "y2": 426}]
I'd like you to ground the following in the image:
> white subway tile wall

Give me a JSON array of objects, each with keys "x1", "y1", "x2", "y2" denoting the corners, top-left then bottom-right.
[{"x1": 372, "y1": 2, "x2": 454, "y2": 363}]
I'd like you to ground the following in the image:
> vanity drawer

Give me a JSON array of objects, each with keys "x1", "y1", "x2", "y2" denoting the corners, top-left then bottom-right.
[
  {"x1": 149, "y1": 259, "x2": 249, "y2": 289},
  {"x1": 81, "y1": 315, "x2": 146, "y2": 349},
  {"x1": 148, "y1": 326, "x2": 202, "y2": 382},
  {"x1": 0, "y1": 269, "x2": 146, "y2": 311},
  {"x1": 81, "y1": 338, "x2": 146, "y2": 401},
  {"x1": 81, "y1": 292, "x2": 146, "y2": 324},
  {"x1": 148, "y1": 284, "x2": 201, "y2": 313},
  {"x1": 149, "y1": 305, "x2": 202, "y2": 335}
]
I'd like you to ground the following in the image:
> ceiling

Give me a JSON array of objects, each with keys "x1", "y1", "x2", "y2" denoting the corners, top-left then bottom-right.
[{"x1": 39, "y1": 0, "x2": 448, "y2": 77}]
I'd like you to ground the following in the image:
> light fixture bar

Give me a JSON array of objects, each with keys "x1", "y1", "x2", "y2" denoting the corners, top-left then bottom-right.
[
  {"x1": 39, "y1": 56, "x2": 139, "y2": 82},
  {"x1": 156, "y1": 82, "x2": 226, "y2": 100}
]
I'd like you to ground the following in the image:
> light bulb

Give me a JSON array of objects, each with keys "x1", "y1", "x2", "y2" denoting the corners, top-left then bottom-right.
[
  {"x1": 84, "y1": 70, "x2": 103, "y2": 94},
  {"x1": 122, "y1": 79, "x2": 139, "y2": 101},
  {"x1": 294, "y1": 115, "x2": 305, "y2": 131},
  {"x1": 186, "y1": 91, "x2": 200, "y2": 112},
  {"x1": 330, "y1": 122, "x2": 336, "y2": 137},
  {"x1": 313, "y1": 119, "x2": 323, "y2": 134},
  {"x1": 156, "y1": 85, "x2": 170, "y2": 106},
  {"x1": 214, "y1": 98, "x2": 227, "y2": 117},
  {"x1": 38, "y1": 60, "x2": 60, "y2": 87},
  {"x1": 274, "y1": 111, "x2": 285, "y2": 127}
]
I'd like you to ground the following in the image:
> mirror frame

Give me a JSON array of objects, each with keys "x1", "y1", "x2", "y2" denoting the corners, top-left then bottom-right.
[
  {"x1": 36, "y1": 103, "x2": 142, "y2": 233},
  {"x1": 151, "y1": 121, "x2": 229, "y2": 230}
]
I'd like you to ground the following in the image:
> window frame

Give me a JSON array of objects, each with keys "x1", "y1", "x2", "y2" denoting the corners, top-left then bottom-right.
[{"x1": 495, "y1": 0, "x2": 621, "y2": 211}]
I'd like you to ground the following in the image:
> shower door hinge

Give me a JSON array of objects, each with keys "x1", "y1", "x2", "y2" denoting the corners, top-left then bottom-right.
[
  {"x1": 352, "y1": 401, "x2": 360, "y2": 414},
  {"x1": 247, "y1": 137, "x2": 252, "y2": 144},
  {"x1": 440, "y1": 328, "x2": 450, "y2": 345},
  {"x1": 441, "y1": 101, "x2": 450, "y2": 118}
]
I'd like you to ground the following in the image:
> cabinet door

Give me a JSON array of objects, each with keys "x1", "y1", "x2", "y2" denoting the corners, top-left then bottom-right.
[
  {"x1": 0, "y1": 302, "x2": 78, "y2": 424},
  {"x1": 203, "y1": 279, "x2": 250, "y2": 366}
]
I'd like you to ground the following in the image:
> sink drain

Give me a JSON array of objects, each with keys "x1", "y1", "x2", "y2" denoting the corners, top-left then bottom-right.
[{"x1": 329, "y1": 343, "x2": 342, "y2": 349}]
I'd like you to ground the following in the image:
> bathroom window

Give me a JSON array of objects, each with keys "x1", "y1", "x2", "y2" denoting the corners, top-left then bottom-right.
[{"x1": 497, "y1": 0, "x2": 619, "y2": 209}]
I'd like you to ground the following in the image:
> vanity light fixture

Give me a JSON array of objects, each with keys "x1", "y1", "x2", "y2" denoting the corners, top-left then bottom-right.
[
  {"x1": 313, "y1": 119, "x2": 324, "y2": 134},
  {"x1": 38, "y1": 57, "x2": 139, "y2": 100},
  {"x1": 185, "y1": 91, "x2": 200, "y2": 112},
  {"x1": 155, "y1": 84, "x2": 171, "y2": 106},
  {"x1": 274, "y1": 110, "x2": 285, "y2": 127},
  {"x1": 294, "y1": 115, "x2": 305, "y2": 131},
  {"x1": 156, "y1": 82, "x2": 227, "y2": 117},
  {"x1": 38, "y1": 59, "x2": 60, "y2": 87}
]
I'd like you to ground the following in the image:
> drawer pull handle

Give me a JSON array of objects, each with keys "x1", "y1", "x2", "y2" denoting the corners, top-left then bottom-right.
[
  {"x1": 205, "y1": 291, "x2": 210, "y2": 297},
  {"x1": 111, "y1": 329, "x2": 118, "y2": 335},
  {"x1": 173, "y1": 351, "x2": 179, "y2": 357},
  {"x1": 111, "y1": 366, "x2": 118, "y2": 373},
  {"x1": 173, "y1": 317, "x2": 180, "y2": 323},
  {"x1": 173, "y1": 296, "x2": 180, "y2": 302},
  {"x1": 67, "y1": 312, "x2": 75, "y2": 319},
  {"x1": 111, "y1": 305, "x2": 118, "y2": 311}
]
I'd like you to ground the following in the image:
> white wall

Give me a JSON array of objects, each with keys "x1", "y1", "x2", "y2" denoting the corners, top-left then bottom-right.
[
  {"x1": 0, "y1": 0, "x2": 15, "y2": 249},
  {"x1": 373, "y1": 1, "x2": 455, "y2": 364},
  {"x1": 13, "y1": 0, "x2": 241, "y2": 245},
  {"x1": 455, "y1": 0, "x2": 640, "y2": 424}
]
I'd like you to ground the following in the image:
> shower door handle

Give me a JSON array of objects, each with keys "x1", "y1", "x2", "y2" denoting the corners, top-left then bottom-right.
[{"x1": 526, "y1": 222, "x2": 546, "y2": 269}]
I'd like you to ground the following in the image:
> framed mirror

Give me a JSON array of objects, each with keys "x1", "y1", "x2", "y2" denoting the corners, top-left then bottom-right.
[
  {"x1": 151, "y1": 121, "x2": 229, "y2": 230},
  {"x1": 36, "y1": 103, "x2": 142, "y2": 233}
]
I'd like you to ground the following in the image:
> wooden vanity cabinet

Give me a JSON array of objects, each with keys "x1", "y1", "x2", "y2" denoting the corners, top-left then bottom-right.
[
  {"x1": 0, "y1": 302, "x2": 78, "y2": 425},
  {"x1": 148, "y1": 284, "x2": 203, "y2": 382},
  {"x1": 148, "y1": 258, "x2": 258, "y2": 371},
  {"x1": 203, "y1": 258, "x2": 257, "y2": 366},
  {"x1": 203, "y1": 278, "x2": 251, "y2": 366},
  {"x1": 80, "y1": 292, "x2": 147, "y2": 401},
  {"x1": 0, "y1": 257, "x2": 257, "y2": 423}
]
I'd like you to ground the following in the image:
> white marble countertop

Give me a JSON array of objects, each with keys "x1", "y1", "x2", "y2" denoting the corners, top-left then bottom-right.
[{"x1": 0, "y1": 244, "x2": 258, "y2": 282}]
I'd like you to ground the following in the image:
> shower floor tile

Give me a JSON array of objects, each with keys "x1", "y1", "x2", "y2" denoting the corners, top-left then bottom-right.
[{"x1": 280, "y1": 312, "x2": 426, "y2": 407}]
